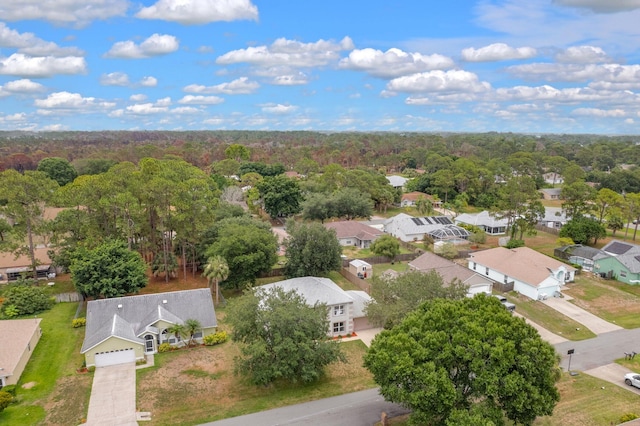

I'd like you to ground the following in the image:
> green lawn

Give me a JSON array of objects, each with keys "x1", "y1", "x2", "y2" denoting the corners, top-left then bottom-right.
[
  {"x1": 372, "y1": 261, "x2": 411, "y2": 277},
  {"x1": 505, "y1": 293, "x2": 596, "y2": 341},
  {"x1": 0, "y1": 302, "x2": 91, "y2": 426}
]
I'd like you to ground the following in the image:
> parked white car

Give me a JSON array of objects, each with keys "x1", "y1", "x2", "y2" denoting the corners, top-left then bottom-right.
[{"x1": 624, "y1": 372, "x2": 640, "y2": 388}]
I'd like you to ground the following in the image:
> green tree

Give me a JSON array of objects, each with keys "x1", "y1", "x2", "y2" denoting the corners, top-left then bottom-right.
[
  {"x1": 562, "y1": 181, "x2": 597, "y2": 218},
  {"x1": 365, "y1": 269, "x2": 467, "y2": 329},
  {"x1": 592, "y1": 188, "x2": 622, "y2": 223},
  {"x1": 167, "y1": 323, "x2": 187, "y2": 346},
  {"x1": 283, "y1": 220, "x2": 342, "y2": 278},
  {"x1": 369, "y1": 234, "x2": 400, "y2": 261},
  {"x1": 1, "y1": 282, "x2": 53, "y2": 316},
  {"x1": 70, "y1": 239, "x2": 148, "y2": 298},
  {"x1": 256, "y1": 175, "x2": 303, "y2": 219},
  {"x1": 226, "y1": 286, "x2": 345, "y2": 386},
  {"x1": 332, "y1": 187, "x2": 373, "y2": 220},
  {"x1": 415, "y1": 195, "x2": 434, "y2": 215},
  {"x1": 301, "y1": 192, "x2": 334, "y2": 223},
  {"x1": 559, "y1": 216, "x2": 607, "y2": 245},
  {"x1": 212, "y1": 158, "x2": 240, "y2": 176},
  {"x1": 224, "y1": 144, "x2": 251, "y2": 162},
  {"x1": 184, "y1": 318, "x2": 202, "y2": 346},
  {"x1": 37, "y1": 157, "x2": 77, "y2": 186},
  {"x1": 364, "y1": 296, "x2": 560, "y2": 425},
  {"x1": 202, "y1": 255, "x2": 229, "y2": 305},
  {"x1": 0, "y1": 170, "x2": 59, "y2": 279},
  {"x1": 74, "y1": 158, "x2": 117, "y2": 176},
  {"x1": 495, "y1": 176, "x2": 543, "y2": 239},
  {"x1": 205, "y1": 217, "x2": 278, "y2": 289}
]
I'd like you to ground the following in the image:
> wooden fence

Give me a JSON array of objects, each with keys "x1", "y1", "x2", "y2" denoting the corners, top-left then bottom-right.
[
  {"x1": 55, "y1": 292, "x2": 83, "y2": 303},
  {"x1": 339, "y1": 268, "x2": 372, "y2": 293}
]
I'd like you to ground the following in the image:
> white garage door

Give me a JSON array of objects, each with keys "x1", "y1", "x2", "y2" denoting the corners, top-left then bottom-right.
[
  {"x1": 467, "y1": 285, "x2": 492, "y2": 296},
  {"x1": 95, "y1": 348, "x2": 135, "y2": 367}
]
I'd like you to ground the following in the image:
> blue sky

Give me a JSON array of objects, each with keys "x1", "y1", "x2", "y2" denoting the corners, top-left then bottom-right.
[{"x1": 1, "y1": 0, "x2": 640, "y2": 133}]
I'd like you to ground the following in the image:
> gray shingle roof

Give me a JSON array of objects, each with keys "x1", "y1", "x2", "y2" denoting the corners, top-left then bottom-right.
[
  {"x1": 345, "y1": 290, "x2": 372, "y2": 318},
  {"x1": 258, "y1": 277, "x2": 354, "y2": 306},
  {"x1": 81, "y1": 289, "x2": 216, "y2": 353}
]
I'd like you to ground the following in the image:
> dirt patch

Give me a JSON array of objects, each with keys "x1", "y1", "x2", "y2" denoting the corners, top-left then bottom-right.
[
  {"x1": 137, "y1": 269, "x2": 209, "y2": 295},
  {"x1": 565, "y1": 280, "x2": 640, "y2": 317},
  {"x1": 42, "y1": 374, "x2": 92, "y2": 426},
  {"x1": 21, "y1": 382, "x2": 37, "y2": 389}
]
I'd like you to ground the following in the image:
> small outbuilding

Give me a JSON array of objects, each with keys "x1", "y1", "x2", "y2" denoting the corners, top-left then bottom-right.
[{"x1": 349, "y1": 259, "x2": 372, "y2": 279}]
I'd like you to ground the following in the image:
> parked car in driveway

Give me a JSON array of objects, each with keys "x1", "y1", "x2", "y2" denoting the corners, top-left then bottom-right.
[
  {"x1": 493, "y1": 295, "x2": 516, "y2": 312},
  {"x1": 625, "y1": 372, "x2": 640, "y2": 388}
]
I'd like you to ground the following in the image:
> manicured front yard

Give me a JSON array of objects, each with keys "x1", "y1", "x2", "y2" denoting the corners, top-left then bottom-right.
[
  {"x1": 505, "y1": 293, "x2": 596, "y2": 341},
  {"x1": 136, "y1": 339, "x2": 375, "y2": 425},
  {"x1": 563, "y1": 276, "x2": 640, "y2": 329},
  {"x1": 0, "y1": 302, "x2": 91, "y2": 426}
]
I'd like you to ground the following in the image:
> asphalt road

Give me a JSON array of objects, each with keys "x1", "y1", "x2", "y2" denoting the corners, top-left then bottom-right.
[
  {"x1": 204, "y1": 328, "x2": 640, "y2": 426},
  {"x1": 203, "y1": 388, "x2": 409, "y2": 426}
]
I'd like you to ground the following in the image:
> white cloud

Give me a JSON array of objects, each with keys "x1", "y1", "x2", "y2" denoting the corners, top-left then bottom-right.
[
  {"x1": 461, "y1": 43, "x2": 537, "y2": 62},
  {"x1": 0, "y1": 0, "x2": 128, "y2": 27},
  {"x1": 0, "y1": 79, "x2": 45, "y2": 96},
  {"x1": 171, "y1": 106, "x2": 202, "y2": 114},
  {"x1": 104, "y1": 34, "x2": 179, "y2": 59},
  {"x1": 136, "y1": 0, "x2": 258, "y2": 25},
  {"x1": 184, "y1": 77, "x2": 259, "y2": 94},
  {"x1": 126, "y1": 103, "x2": 169, "y2": 115},
  {"x1": 494, "y1": 84, "x2": 640, "y2": 103},
  {"x1": 571, "y1": 107, "x2": 626, "y2": 117},
  {"x1": 34, "y1": 92, "x2": 115, "y2": 111},
  {"x1": 0, "y1": 23, "x2": 84, "y2": 57},
  {"x1": 507, "y1": 63, "x2": 640, "y2": 84},
  {"x1": 387, "y1": 70, "x2": 491, "y2": 93},
  {"x1": 130, "y1": 94, "x2": 147, "y2": 102},
  {"x1": 178, "y1": 95, "x2": 225, "y2": 105},
  {"x1": 555, "y1": 45, "x2": 612, "y2": 63},
  {"x1": 100, "y1": 72, "x2": 130, "y2": 86},
  {"x1": 217, "y1": 37, "x2": 353, "y2": 68},
  {"x1": 2, "y1": 112, "x2": 27, "y2": 121},
  {"x1": 553, "y1": 0, "x2": 640, "y2": 13},
  {"x1": 0, "y1": 53, "x2": 86, "y2": 77},
  {"x1": 260, "y1": 103, "x2": 298, "y2": 114},
  {"x1": 271, "y1": 73, "x2": 309, "y2": 86},
  {"x1": 140, "y1": 76, "x2": 158, "y2": 87},
  {"x1": 339, "y1": 48, "x2": 454, "y2": 78}
]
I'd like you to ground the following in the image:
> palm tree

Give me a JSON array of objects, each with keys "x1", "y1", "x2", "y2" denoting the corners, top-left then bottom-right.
[
  {"x1": 184, "y1": 319, "x2": 202, "y2": 346},
  {"x1": 167, "y1": 323, "x2": 186, "y2": 347},
  {"x1": 202, "y1": 255, "x2": 229, "y2": 305}
]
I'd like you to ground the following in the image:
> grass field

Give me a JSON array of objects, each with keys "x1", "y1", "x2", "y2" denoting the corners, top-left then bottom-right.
[{"x1": 0, "y1": 302, "x2": 91, "y2": 426}]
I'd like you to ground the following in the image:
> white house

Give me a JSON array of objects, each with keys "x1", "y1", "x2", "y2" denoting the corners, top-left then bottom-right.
[
  {"x1": 468, "y1": 247, "x2": 576, "y2": 300},
  {"x1": 384, "y1": 213, "x2": 470, "y2": 242},
  {"x1": 258, "y1": 277, "x2": 373, "y2": 337},
  {"x1": 386, "y1": 175, "x2": 408, "y2": 189},
  {"x1": 324, "y1": 221, "x2": 384, "y2": 249},
  {"x1": 455, "y1": 211, "x2": 509, "y2": 235}
]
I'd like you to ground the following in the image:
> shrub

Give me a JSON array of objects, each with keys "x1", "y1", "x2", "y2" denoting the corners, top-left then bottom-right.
[
  {"x1": 1, "y1": 285, "x2": 53, "y2": 316},
  {"x1": 3, "y1": 304, "x2": 19, "y2": 318},
  {"x1": 158, "y1": 343, "x2": 175, "y2": 353},
  {"x1": 1, "y1": 385, "x2": 16, "y2": 396},
  {"x1": 203, "y1": 331, "x2": 228, "y2": 346},
  {"x1": 72, "y1": 317, "x2": 86, "y2": 328},
  {"x1": 87, "y1": 366, "x2": 95, "y2": 373},
  {"x1": 468, "y1": 230, "x2": 487, "y2": 244},
  {"x1": 620, "y1": 413, "x2": 639, "y2": 423},
  {"x1": 0, "y1": 391, "x2": 13, "y2": 412},
  {"x1": 506, "y1": 239, "x2": 525, "y2": 249}
]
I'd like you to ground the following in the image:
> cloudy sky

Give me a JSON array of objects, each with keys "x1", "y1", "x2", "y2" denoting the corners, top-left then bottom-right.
[{"x1": 1, "y1": 0, "x2": 640, "y2": 133}]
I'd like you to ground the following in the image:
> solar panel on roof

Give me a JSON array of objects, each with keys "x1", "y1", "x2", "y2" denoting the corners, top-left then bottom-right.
[
  {"x1": 411, "y1": 218, "x2": 423, "y2": 226},
  {"x1": 635, "y1": 255, "x2": 640, "y2": 263},
  {"x1": 606, "y1": 242, "x2": 633, "y2": 255},
  {"x1": 423, "y1": 217, "x2": 432, "y2": 224},
  {"x1": 441, "y1": 217, "x2": 452, "y2": 224}
]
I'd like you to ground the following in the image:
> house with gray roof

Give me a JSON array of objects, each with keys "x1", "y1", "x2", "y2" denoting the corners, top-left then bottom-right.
[
  {"x1": 554, "y1": 244, "x2": 605, "y2": 272},
  {"x1": 468, "y1": 247, "x2": 576, "y2": 300},
  {"x1": 592, "y1": 240, "x2": 640, "y2": 284},
  {"x1": 538, "y1": 207, "x2": 570, "y2": 229},
  {"x1": 0, "y1": 318, "x2": 42, "y2": 388},
  {"x1": 409, "y1": 251, "x2": 494, "y2": 296},
  {"x1": 81, "y1": 289, "x2": 217, "y2": 368},
  {"x1": 386, "y1": 175, "x2": 408, "y2": 189},
  {"x1": 258, "y1": 277, "x2": 373, "y2": 337},
  {"x1": 384, "y1": 213, "x2": 470, "y2": 242},
  {"x1": 324, "y1": 220, "x2": 384, "y2": 249},
  {"x1": 539, "y1": 188, "x2": 562, "y2": 200},
  {"x1": 455, "y1": 211, "x2": 509, "y2": 235}
]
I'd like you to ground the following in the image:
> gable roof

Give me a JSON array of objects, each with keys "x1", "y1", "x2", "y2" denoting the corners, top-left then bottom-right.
[
  {"x1": 385, "y1": 213, "x2": 470, "y2": 239},
  {"x1": 557, "y1": 244, "x2": 604, "y2": 260},
  {"x1": 401, "y1": 192, "x2": 438, "y2": 203},
  {"x1": 324, "y1": 221, "x2": 384, "y2": 241},
  {"x1": 386, "y1": 175, "x2": 408, "y2": 187},
  {"x1": 258, "y1": 276, "x2": 354, "y2": 306},
  {"x1": 469, "y1": 247, "x2": 576, "y2": 287},
  {"x1": 455, "y1": 211, "x2": 508, "y2": 228},
  {"x1": 345, "y1": 290, "x2": 372, "y2": 318},
  {"x1": 0, "y1": 318, "x2": 41, "y2": 380},
  {"x1": 600, "y1": 240, "x2": 640, "y2": 273},
  {"x1": 0, "y1": 247, "x2": 52, "y2": 270},
  {"x1": 81, "y1": 289, "x2": 216, "y2": 353},
  {"x1": 539, "y1": 188, "x2": 562, "y2": 196},
  {"x1": 409, "y1": 251, "x2": 491, "y2": 286},
  {"x1": 349, "y1": 259, "x2": 371, "y2": 268},
  {"x1": 602, "y1": 240, "x2": 638, "y2": 256},
  {"x1": 540, "y1": 207, "x2": 569, "y2": 223}
]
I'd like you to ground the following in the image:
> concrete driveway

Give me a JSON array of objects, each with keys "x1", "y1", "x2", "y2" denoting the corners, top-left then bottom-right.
[
  {"x1": 86, "y1": 362, "x2": 138, "y2": 426},
  {"x1": 585, "y1": 363, "x2": 640, "y2": 396},
  {"x1": 542, "y1": 296, "x2": 622, "y2": 335}
]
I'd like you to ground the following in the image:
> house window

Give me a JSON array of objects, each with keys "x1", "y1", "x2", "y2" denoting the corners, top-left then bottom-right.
[
  {"x1": 620, "y1": 271, "x2": 627, "y2": 278},
  {"x1": 333, "y1": 322, "x2": 345, "y2": 333},
  {"x1": 504, "y1": 275, "x2": 509, "y2": 283},
  {"x1": 473, "y1": 262, "x2": 476, "y2": 270},
  {"x1": 485, "y1": 267, "x2": 489, "y2": 276},
  {"x1": 193, "y1": 331, "x2": 203, "y2": 339},
  {"x1": 333, "y1": 305, "x2": 345, "y2": 316}
]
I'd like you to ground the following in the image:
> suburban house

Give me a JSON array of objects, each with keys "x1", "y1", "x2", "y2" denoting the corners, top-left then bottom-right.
[
  {"x1": 324, "y1": 220, "x2": 384, "y2": 249},
  {"x1": 408, "y1": 251, "x2": 494, "y2": 296},
  {"x1": 539, "y1": 188, "x2": 562, "y2": 200},
  {"x1": 81, "y1": 289, "x2": 217, "y2": 368},
  {"x1": 0, "y1": 318, "x2": 42, "y2": 388},
  {"x1": 349, "y1": 259, "x2": 372, "y2": 279},
  {"x1": 384, "y1": 213, "x2": 470, "y2": 242},
  {"x1": 400, "y1": 192, "x2": 442, "y2": 208},
  {"x1": 258, "y1": 277, "x2": 373, "y2": 337},
  {"x1": 468, "y1": 247, "x2": 576, "y2": 300},
  {"x1": 0, "y1": 247, "x2": 54, "y2": 282},
  {"x1": 555, "y1": 244, "x2": 605, "y2": 272},
  {"x1": 543, "y1": 172, "x2": 564, "y2": 185},
  {"x1": 386, "y1": 175, "x2": 408, "y2": 190},
  {"x1": 592, "y1": 240, "x2": 640, "y2": 284},
  {"x1": 538, "y1": 207, "x2": 569, "y2": 229},
  {"x1": 455, "y1": 211, "x2": 509, "y2": 235}
]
